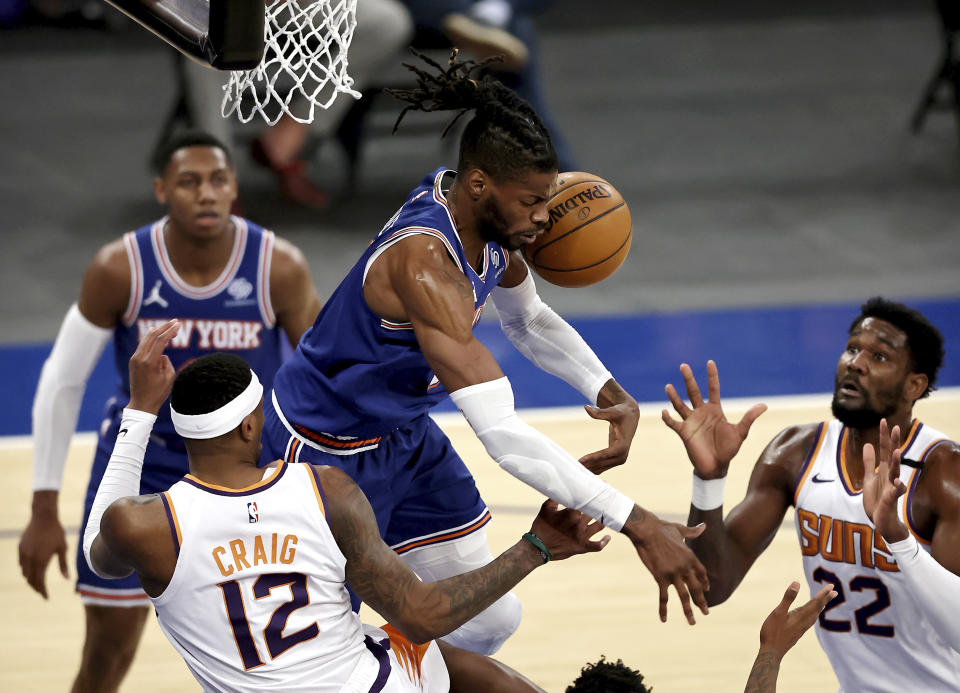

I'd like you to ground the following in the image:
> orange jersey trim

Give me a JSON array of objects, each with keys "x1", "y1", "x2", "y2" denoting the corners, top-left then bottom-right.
[
  {"x1": 161, "y1": 490, "x2": 183, "y2": 549},
  {"x1": 393, "y1": 512, "x2": 492, "y2": 555},
  {"x1": 185, "y1": 460, "x2": 285, "y2": 493},
  {"x1": 838, "y1": 419, "x2": 920, "y2": 494},
  {"x1": 794, "y1": 422, "x2": 829, "y2": 505},
  {"x1": 294, "y1": 424, "x2": 382, "y2": 450}
]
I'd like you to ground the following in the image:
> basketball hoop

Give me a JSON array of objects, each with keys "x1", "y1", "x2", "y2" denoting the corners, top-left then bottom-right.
[{"x1": 222, "y1": 0, "x2": 362, "y2": 125}]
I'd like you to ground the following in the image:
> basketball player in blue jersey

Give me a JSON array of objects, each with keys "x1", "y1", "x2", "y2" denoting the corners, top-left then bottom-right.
[
  {"x1": 262, "y1": 50, "x2": 710, "y2": 656},
  {"x1": 662, "y1": 297, "x2": 960, "y2": 692},
  {"x1": 17, "y1": 132, "x2": 322, "y2": 693}
]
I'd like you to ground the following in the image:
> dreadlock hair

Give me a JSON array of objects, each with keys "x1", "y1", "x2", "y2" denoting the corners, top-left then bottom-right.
[
  {"x1": 171, "y1": 353, "x2": 252, "y2": 417},
  {"x1": 565, "y1": 656, "x2": 652, "y2": 693},
  {"x1": 849, "y1": 297, "x2": 945, "y2": 399},
  {"x1": 152, "y1": 130, "x2": 233, "y2": 176},
  {"x1": 386, "y1": 48, "x2": 558, "y2": 183}
]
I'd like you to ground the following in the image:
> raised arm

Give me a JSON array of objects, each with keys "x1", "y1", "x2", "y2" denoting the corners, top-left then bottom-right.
[
  {"x1": 492, "y1": 253, "x2": 638, "y2": 474},
  {"x1": 84, "y1": 321, "x2": 179, "y2": 594},
  {"x1": 364, "y1": 236, "x2": 710, "y2": 625},
  {"x1": 19, "y1": 240, "x2": 129, "y2": 598},
  {"x1": 863, "y1": 422, "x2": 960, "y2": 652},
  {"x1": 269, "y1": 235, "x2": 323, "y2": 347},
  {"x1": 321, "y1": 464, "x2": 607, "y2": 643},
  {"x1": 663, "y1": 361, "x2": 807, "y2": 604}
]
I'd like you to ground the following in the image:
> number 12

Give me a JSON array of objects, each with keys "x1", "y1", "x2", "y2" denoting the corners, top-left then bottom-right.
[{"x1": 218, "y1": 572, "x2": 319, "y2": 670}]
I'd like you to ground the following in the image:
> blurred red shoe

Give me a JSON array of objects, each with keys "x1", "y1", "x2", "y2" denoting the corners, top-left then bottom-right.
[{"x1": 251, "y1": 137, "x2": 328, "y2": 209}]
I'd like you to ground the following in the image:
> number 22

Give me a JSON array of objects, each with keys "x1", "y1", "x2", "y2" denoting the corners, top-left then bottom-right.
[
  {"x1": 812, "y1": 567, "x2": 894, "y2": 637},
  {"x1": 218, "y1": 572, "x2": 318, "y2": 670}
]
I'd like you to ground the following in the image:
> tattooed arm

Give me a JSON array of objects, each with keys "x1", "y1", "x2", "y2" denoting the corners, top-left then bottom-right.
[
  {"x1": 317, "y1": 465, "x2": 607, "y2": 644},
  {"x1": 744, "y1": 582, "x2": 836, "y2": 693}
]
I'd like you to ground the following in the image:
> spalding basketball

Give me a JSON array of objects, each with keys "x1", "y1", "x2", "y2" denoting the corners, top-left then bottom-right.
[{"x1": 522, "y1": 171, "x2": 632, "y2": 288}]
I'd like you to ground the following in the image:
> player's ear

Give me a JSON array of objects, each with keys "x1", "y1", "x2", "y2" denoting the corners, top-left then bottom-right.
[
  {"x1": 239, "y1": 411, "x2": 258, "y2": 443},
  {"x1": 904, "y1": 371, "x2": 928, "y2": 402},
  {"x1": 466, "y1": 168, "x2": 486, "y2": 201},
  {"x1": 153, "y1": 177, "x2": 167, "y2": 205}
]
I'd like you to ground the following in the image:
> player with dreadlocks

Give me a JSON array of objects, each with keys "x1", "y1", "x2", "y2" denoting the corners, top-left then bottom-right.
[{"x1": 261, "y1": 50, "x2": 710, "y2": 656}]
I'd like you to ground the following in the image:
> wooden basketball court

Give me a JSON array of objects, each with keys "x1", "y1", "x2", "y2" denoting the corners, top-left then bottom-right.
[{"x1": 3, "y1": 392, "x2": 958, "y2": 691}]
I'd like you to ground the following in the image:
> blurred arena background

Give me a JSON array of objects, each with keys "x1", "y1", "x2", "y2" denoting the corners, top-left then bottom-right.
[{"x1": 1, "y1": 0, "x2": 958, "y2": 690}]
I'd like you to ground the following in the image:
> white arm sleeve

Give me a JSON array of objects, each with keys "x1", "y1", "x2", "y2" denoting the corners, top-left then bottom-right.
[
  {"x1": 887, "y1": 535, "x2": 960, "y2": 652},
  {"x1": 449, "y1": 377, "x2": 635, "y2": 531},
  {"x1": 82, "y1": 408, "x2": 155, "y2": 578},
  {"x1": 491, "y1": 270, "x2": 612, "y2": 404},
  {"x1": 32, "y1": 304, "x2": 113, "y2": 491}
]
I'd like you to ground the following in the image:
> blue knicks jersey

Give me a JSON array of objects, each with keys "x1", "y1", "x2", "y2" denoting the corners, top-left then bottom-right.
[
  {"x1": 273, "y1": 168, "x2": 508, "y2": 448},
  {"x1": 112, "y1": 217, "x2": 284, "y2": 440}
]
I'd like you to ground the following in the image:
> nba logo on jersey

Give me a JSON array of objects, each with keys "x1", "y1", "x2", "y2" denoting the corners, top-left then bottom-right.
[
  {"x1": 247, "y1": 502, "x2": 259, "y2": 523},
  {"x1": 226, "y1": 277, "x2": 255, "y2": 307}
]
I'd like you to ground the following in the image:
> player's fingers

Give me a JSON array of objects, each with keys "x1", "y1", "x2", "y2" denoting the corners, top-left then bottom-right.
[
  {"x1": 585, "y1": 535, "x2": 611, "y2": 552},
  {"x1": 777, "y1": 581, "x2": 801, "y2": 614},
  {"x1": 665, "y1": 384, "x2": 691, "y2": 418},
  {"x1": 679, "y1": 522, "x2": 706, "y2": 540},
  {"x1": 686, "y1": 570, "x2": 710, "y2": 616},
  {"x1": 736, "y1": 403, "x2": 768, "y2": 438},
  {"x1": 57, "y1": 546, "x2": 69, "y2": 579},
  {"x1": 578, "y1": 449, "x2": 613, "y2": 473},
  {"x1": 890, "y1": 423, "x2": 901, "y2": 455},
  {"x1": 890, "y1": 447, "x2": 902, "y2": 482},
  {"x1": 658, "y1": 582, "x2": 669, "y2": 623},
  {"x1": 146, "y1": 320, "x2": 180, "y2": 358},
  {"x1": 661, "y1": 409, "x2": 683, "y2": 433},
  {"x1": 863, "y1": 443, "x2": 876, "y2": 471},
  {"x1": 878, "y1": 419, "x2": 891, "y2": 465},
  {"x1": 679, "y1": 363, "x2": 704, "y2": 407},
  {"x1": 673, "y1": 578, "x2": 697, "y2": 625},
  {"x1": 706, "y1": 360, "x2": 720, "y2": 403},
  {"x1": 24, "y1": 561, "x2": 48, "y2": 599}
]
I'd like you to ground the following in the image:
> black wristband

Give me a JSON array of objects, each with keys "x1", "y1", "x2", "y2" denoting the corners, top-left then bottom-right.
[{"x1": 522, "y1": 531, "x2": 551, "y2": 564}]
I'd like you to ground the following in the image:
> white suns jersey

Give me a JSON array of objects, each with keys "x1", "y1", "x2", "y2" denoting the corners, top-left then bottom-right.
[
  {"x1": 793, "y1": 419, "x2": 960, "y2": 693},
  {"x1": 151, "y1": 461, "x2": 399, "y2": 692}
]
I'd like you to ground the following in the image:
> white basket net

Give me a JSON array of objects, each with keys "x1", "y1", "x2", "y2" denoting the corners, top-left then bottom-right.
[{"x1": 222, "y1": 0, "x2": 362, "y2": 125}]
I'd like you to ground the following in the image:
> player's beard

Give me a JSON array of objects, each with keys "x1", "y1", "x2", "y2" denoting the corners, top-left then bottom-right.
[
  {"x1": 476, "y1": 195, "x2": 539, "y2": 251},
  {"x1": 830, "y1": 378, "x2": 902, "y2": 430}
]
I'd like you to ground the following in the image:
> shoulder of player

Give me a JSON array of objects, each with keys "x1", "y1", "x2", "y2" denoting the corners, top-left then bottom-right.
[
  {"x1": 383, "y1": 233, "x2": 471, "y2": 293},
  {"x1": 78, "y1": 238, "x2": 131, "y2": 326},
  {"x1": 309, "y1": 464, "x2": 360, "y2": 505},
  {"x1": 85, "y1": 238, "x2": 131, "y2": 285},
  {"x1": 268, "y1": 235, "x2": 312, "y2": 297},
  {"x1": 754, "y1": 423, "x2": 823, "y2": 480},
  {"x1": 917, "y1": 440, "x2": 960, "y2": 508},
  {"x1": 100, "y1": 494, "x2": 167, "y2": 559}
]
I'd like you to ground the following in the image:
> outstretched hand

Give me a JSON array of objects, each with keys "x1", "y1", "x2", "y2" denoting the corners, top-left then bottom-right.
[
  {"x1": 662, "y1": 361, "x2": 766, "y2": 479},
  {"x1": 128, "y1": 320, "x2": 180, "y2": 415},
  {"x1": 530, "y1": 500, "x2": 610, "y2": 561},
  {"x1": 759, "y1": 581, "x2": 836, "y2": 659},
  {"x1": 625, "y1": 509, "x2": 711, "y2": 625},
  {"x1": 579, "y1": 381, "x2": 639, "y2": 475},
  {"x1": 862, "y1": 419, "x2": 909, "y2": 543}
]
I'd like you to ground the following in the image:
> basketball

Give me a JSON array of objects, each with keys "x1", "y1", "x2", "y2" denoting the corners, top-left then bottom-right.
[{"x1": 522, "y1": 171, "x2": 632, "y2": 287}]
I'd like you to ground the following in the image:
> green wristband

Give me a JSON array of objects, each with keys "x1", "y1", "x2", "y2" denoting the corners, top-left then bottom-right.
[{"x1": 522, "y1": 531, "x2": 551, "y2": 564}]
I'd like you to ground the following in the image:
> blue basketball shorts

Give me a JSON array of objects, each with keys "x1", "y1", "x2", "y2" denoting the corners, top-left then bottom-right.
[
  {"x1": 75, "y1": 404, "x2": 189, "y2": 606},
  {"x1": 261, "y1": 396, "x2": 490, "y2": 556}
]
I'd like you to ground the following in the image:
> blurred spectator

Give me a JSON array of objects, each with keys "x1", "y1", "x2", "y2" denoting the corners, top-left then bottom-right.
[{"x1": 177, "y1": 0, "x2": 413, "y2": 208}]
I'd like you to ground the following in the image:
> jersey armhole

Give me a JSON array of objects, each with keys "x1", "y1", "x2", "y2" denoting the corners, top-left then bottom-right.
[
  {"x1": 159, "y1": 491, "x2": 182, "y2": 557},
  {"x1": 305, "y1": 464, "x2": 330, "y2": 523},
  {"x1": 257, "y1": 229, "x2": 276, "y2": 327},
  {"x1": 121, "y1": 231, "x2": 144, "y2": 326},
  {"x1": 792, "y1": 422, "x2": 828, "y2": 506}
]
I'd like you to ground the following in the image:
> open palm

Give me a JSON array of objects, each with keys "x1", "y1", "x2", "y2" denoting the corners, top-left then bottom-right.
[{"x1": 662, "y1": 361, "x2": 766, "y2": 479}]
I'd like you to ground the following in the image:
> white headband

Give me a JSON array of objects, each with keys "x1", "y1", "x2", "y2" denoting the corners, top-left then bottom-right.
[{"x1": 170, "y1": 370, "x2": 263, "y2": 439}]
